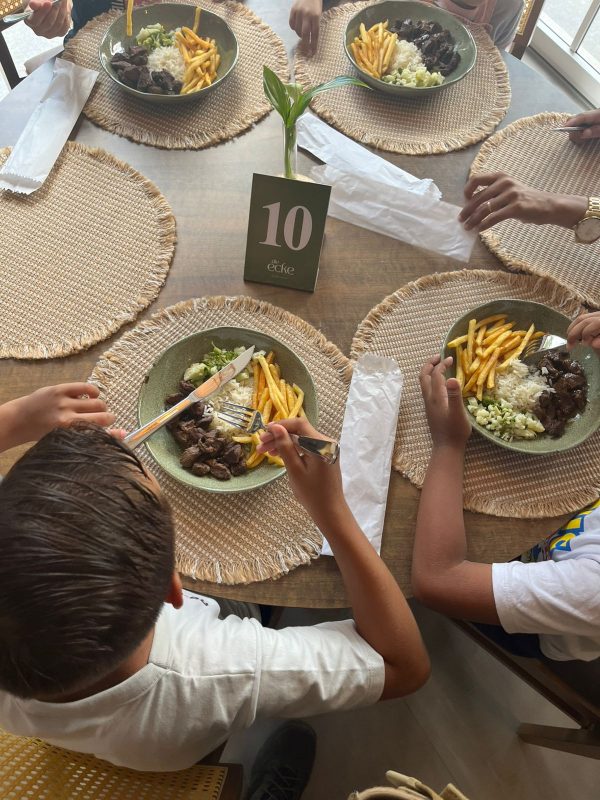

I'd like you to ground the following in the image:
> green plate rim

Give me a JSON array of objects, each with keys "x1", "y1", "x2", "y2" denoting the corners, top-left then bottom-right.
[
  {"x1": 137, "y1": 326, "x2": 319, "y2": 493},
  {"x1": 343, "y1": 0, "x2": 477, "y2": 95},
  {"x1": 441, "y1": 299, "x2": 600, "y2": 455},
  {"x1": 98, "y1": 2, "x2": 239, "y2": 104}
]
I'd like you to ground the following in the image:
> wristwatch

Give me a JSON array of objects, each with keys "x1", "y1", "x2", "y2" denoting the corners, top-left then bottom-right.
[{"x1": 573, "y1": 197, "x2": 600, "y2": 244}]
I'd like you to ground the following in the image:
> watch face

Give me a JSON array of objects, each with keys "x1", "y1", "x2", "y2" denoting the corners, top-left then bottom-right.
[{"x1": 576, "y1": 217, "x2": 600, "y2": 244}]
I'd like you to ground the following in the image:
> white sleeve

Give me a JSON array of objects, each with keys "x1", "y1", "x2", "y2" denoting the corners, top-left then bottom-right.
[
  {"x1": 251, "y1": 620, "x2": 385, "y2": 720},
  {"x1": 492, "y1": 558, "x2": 600, "y2": 636}
]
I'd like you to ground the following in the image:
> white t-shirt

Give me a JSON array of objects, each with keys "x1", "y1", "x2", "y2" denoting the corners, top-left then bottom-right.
[
  {"x1": 492, "y1": 499, "x2": 600, "y2": 661},
  {"x1": 0, "y1": 594, "x2": 384, "y2": 772}
]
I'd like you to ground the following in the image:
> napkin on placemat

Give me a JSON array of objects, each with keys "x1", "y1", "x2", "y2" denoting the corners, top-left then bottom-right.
[
  {"x1": 0, "y1": 59, "x2": 98, "y2": 195},
  {"x1": 321, "y1": 353, "x2": 404, "y2": 557},
  {"x1": 297, "y1": 113, "x2": 476, "y2": 263}
]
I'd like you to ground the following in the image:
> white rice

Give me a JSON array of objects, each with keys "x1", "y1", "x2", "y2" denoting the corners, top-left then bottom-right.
[
  {"x1": 210, "y1": 381, "x2": 254, "y2": 434},
  {"x1": 147, "y1": 45, "x2": 185, "y2": 81},
  {"x1": 389, "y1": 39, "x2": 424, "y2": 72},
  {"x1": 493, "y1": 360, "x2": 550, "y2": 411}
]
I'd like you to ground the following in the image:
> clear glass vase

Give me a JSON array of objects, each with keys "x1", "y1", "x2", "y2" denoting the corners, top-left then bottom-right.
[{"x1": 283, "y1": 122, "x2": 297, "y2": 180}]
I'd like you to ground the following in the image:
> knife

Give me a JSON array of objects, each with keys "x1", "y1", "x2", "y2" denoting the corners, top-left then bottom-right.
[{"x1": 124, "y1": 346, "x2": 255, "y2": 449}]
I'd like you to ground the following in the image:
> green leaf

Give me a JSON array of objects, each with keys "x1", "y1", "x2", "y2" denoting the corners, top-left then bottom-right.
[
  {"x1": 288, "y1": 75, "x2": 370, "y2": 126},
  {"x1": 263, "y1": 66, "x2": 292, "y2": 124}
]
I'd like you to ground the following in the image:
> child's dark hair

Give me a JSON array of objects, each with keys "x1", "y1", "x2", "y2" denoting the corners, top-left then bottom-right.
[{"x1": 0, "y1": 424, "x2": 175, "y2": 700}]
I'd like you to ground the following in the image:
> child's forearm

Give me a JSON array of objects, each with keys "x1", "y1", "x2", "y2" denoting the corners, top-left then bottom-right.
[
  {"x1": 414, "y1": 444, "x2": 468, "y2": 581},
  {"x1": 412, "y1": 443, "x2": 498, "y2": 622},
  {"x1": 321, "y1": 504, "x2": 430, "y2": 697}
]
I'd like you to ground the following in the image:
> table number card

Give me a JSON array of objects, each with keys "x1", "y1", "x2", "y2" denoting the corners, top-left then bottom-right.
[{"x1": 244, "y1": 174, "x2": 331, "y2": 292}]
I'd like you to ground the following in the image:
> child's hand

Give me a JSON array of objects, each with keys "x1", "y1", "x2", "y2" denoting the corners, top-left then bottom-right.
[
  {"x1": 257, "y1": 418, "x2": 345, "y2": 525},
  {"x1": 567, "y1": 312, "x2": 600, "y2": 354},
  {"x1": 420, "y1": 355, "x2": 471, "y2": 449},
  {"x1": 289, "y1": 0, "x2": 322, "y2": 54},
  {"x1": 25, "y1": 0, "x2": 72, "y2": 38},
  {"x1": 5, "y1": 383, "x2": 115, "y2": 447}
]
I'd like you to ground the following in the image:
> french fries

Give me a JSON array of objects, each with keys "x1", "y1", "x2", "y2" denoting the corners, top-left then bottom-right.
[
  {"x1": 242, "y1": 351, "x2": 306, "y2": 470},
  {"x1": 126, "y1": 0, "x2": 134, "y2": 37},
  {"x1": 350, "y1": 21, "x2": 397, "y2": 80},
  {"x1": 450, "y1": 315, "x2": 545, "y2": 399},
  {"x1": 176, "y1": 23, "x2": 220, "y2": 95}
]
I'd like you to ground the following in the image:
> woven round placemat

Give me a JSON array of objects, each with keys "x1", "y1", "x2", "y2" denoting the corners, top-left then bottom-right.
[
  {"x1": 295, "y1": 1, "x2": 510, "y2": 155},
  {"x1": 471, "y1": 112, "x2": 600, "y2": 308},
  {"x1": 352, "y1": 269, "x2": 600, "y2": 519},
  {"x1": 62, "y1": 0, "x2": 288, "y2": 150},
  {"x1": 90, "y1": 296, "x2": 352, "y2": 584},
  {"x1": 0, "y1": 143, "x2": 175, "y2": 360}
]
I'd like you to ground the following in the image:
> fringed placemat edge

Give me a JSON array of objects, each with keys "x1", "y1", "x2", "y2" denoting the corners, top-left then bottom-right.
[
  {"x1": 350, "y1": 268, "x2": 582, "y2": 358},
  {"x1": 294, "y1": 4, "x2": 511, "y2": 155},
  {"x1": 176, "y1": 534, "x2": 322, "y2": 585},
  {"x1": 0, "y1": 142, "x2": 176, "y2": 360},
  {"x1": 471, "y1": 111, "x2": 600, "y2": 309},
  {"x1": 89, "y1": 295, "x2": 350, "y2": 584},
  {"x1": 350, "y1": 269, "x2": 591, "y2": 518}
]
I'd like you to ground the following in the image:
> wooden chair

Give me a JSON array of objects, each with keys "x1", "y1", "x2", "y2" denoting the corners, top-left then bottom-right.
[
  {"x1": 0, "y1": 728, "x2": 243, "y2": 799},
  {"x1": 510, "y1": 0, "x2": 546, "y2": 59},
  {"x1": 0, "y1": 1, "x2": 22, "y2": 88},
  {"x1": 456, "y1": 621, "x2": 600, "y2": 759}
]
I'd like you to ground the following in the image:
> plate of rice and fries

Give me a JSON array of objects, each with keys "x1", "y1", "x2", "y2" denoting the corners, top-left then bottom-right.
[
  {"x1": 99, "y1": 3, "x2": 238, "y2": 104},
  {"x1": 442, "y1": 300, "x2": 600, "y2": 454},
  {"x1": 137, "y1": 328, "x2": 318, "y2": 493}
]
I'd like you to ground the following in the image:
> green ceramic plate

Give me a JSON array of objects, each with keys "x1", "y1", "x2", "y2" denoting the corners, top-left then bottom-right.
[
  {"x1": 442, "y1": 300, "x2": 600, "y2": 454},
  {"x1": 99, "y1": 3, "x2": 238, "y2": 105},
  {"x1": 344, "y1": 0, "x2": 476, "y2": 97},
  {"x1": 138, "y1": 327, "x2": 318, "y2": 493}
]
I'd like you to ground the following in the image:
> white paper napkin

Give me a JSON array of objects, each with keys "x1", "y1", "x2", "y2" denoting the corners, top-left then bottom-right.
[
  {"x1": 321, "y1": 353, "x2": 403, "y2": 557},
  {"x1": 296, "y1": 114, "x2": 476, "y2": 263},
  {"x1": 0, "y1": 59, "x2": 98, "y2": 195}
]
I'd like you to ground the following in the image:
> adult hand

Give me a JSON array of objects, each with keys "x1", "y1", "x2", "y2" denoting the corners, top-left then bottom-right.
[
  {"x1": 14, "y1": 383, "x2": 114, "y2": 443},
  {"x1": 25, "y1": 0, "x2": 72, "y2": 39},
  {"x1": 564, "y1": 108, "x2": 600, "y2": 143},
  {"x1": 419, "y1": 355, "x2": 471, "y2": 450},
  {"x1": 567, "y1": 311, "x2": 600, "y2": 354},
  {"x1": 258, "y1": 418, "x2": 344, "y2": 525},
  {"x1": 289, "y1": 0, "x2": 322, "y2": 54},
  {"x1": 459, "y1": 172, "x2": 587, "y2": 232}
]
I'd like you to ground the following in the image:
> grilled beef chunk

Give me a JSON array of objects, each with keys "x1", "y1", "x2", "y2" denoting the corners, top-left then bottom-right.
[
  {"x1": 532, "y1": 350, "x2": 587, "y2": 438},
  {"x1": 165, "y1": 391, "x2": 185, "y2": 406},
  {"x1": 191, "y1": 462, "x2": 211, "y2": 476},
  {"x1": 391, "y1": 18, "x2": 461, "y2": 76},
  {"x1": 230, "y1": 462, "x2": 248, "y2": 477},
  {"x1": 111, "y1": 46, "x2": 182, "y2": 94},
  {"x1": 166, "y1": 385, "x2": 249, "y2": 477},
  {"x1": 180, "y1": 446, "x2": 201, "y2": 469},
  {"x1": 207, "y1": 460, "x2": 232, "y2": 481},
  {"x1": 222, "y1": 443, "x2": 243, "y2": 464}
]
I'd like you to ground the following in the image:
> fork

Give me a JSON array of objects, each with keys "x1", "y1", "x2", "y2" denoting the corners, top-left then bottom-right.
[
  {"x1": 522, "y1": 333, "x2": 568, "y2": 363},
  {"x1": 3, "y1": 0, "x2": 61, "y2": 23},
  {"x1": 217, "y1": 401, "x2": 340, "y2": 464}
]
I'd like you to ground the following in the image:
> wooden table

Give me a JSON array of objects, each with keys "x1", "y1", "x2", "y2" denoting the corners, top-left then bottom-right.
[{"x1": 0, "y1": 0, "x2": 584, "y2": 607}]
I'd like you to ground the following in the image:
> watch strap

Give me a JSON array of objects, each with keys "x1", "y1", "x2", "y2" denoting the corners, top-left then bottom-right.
[{"x1": 586, "y1": 197, "x2": 600, "y2": 218}]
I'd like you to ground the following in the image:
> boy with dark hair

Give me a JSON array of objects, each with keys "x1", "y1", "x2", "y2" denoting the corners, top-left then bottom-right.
[{"x1": 0, "y1": 399, "x2": 430, "y2": 772}]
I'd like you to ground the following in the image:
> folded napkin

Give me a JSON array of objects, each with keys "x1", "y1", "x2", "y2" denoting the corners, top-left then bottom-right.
[
  {"x1": 321, "y1": 353, "x2": 403, "y2": 557},
  {"x1": 296, "y1": 114, "x2": 476, "y2": 263},
  {"x1": 0, "y1": 59, "x2": 98, "y2": 195}
]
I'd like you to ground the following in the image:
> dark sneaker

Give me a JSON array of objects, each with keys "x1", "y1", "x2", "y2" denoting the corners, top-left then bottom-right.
[{"x1": 245, "y1": 721, "x2": 316, "y2": 800}]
